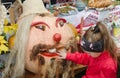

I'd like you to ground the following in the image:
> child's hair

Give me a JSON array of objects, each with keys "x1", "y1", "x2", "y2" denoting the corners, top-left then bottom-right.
[{"x1": 84, "y1": 22, "x2": 117, "y2": 59}]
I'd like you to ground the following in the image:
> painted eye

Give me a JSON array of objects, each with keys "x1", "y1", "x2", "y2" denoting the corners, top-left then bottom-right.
[
  {"x1": 35, "y1": 25, "x2": 46, "y2": 31},
  {"x1": 56, "y1": 18, "x2": 66, "y2": 27},
  {"x1": 59, "y1": 20, "x2": 64, "y2": 27}
]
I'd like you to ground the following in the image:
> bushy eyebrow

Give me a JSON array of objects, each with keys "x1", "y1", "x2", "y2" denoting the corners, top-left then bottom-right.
[{"x1": 31, "y1": 22, "x2": 50, "y2": 29}]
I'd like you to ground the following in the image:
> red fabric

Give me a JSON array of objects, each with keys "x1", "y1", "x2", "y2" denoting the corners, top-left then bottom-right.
[
  {"x1": 76, "y1": 24, "x2": 82, "y2": 33},
  {"x1": 66, "y1": 51, "x2": 117, "y2": 78}
]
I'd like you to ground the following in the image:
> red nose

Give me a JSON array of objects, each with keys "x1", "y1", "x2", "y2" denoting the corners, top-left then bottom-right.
[{"x1": 53, "y1": 33, "x2": 61, "y2": 42}]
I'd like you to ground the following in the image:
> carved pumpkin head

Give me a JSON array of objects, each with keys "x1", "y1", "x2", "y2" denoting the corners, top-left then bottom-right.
[{"x1": 24, "y1": 14, "x2": 77, "y2": 77}]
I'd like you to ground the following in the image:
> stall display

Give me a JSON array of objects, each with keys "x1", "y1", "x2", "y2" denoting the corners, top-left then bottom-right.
[
  {"x1": 47, "y1": 0, "x2": 87, "y2": 16},
  {"x1": 88, "y1": 0, "x2": 112, "y2": 8},
  {"x1": 51, "y1": 0, "x2": 120, "y2": 49},
  {"x1": 103, "y1": 5, "x2": 120, "y2": 49},
  {"x1": 75, "y1": 0, "x2": 86, "y2": 11},
  {"x1": 54, "y1": 5, "x2": 78, "y2": 16},
  {"x1": 47, "y1": 1, "x2": 77, "y2": 16}
]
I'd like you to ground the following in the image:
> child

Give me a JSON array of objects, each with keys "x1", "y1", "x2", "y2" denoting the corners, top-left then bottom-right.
[{"x1": 57, "y1": 22, "x2": 118, "y2": 78}]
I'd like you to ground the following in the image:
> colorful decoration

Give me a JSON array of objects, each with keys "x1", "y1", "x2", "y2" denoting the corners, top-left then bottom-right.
[
  {"x1": 0, "y1": 35, "x2": 8, "y2": 54},
  {"x1": 112, "y1": 21, "x2": 120, "y2": 38},
  {"x1": 4, "y1": 22, "x2": 18, "y2": 35},
  {"x1": 103, "y1": 5, "x2": 120, "y2": 48},
  {"x1": 0, "y1": 19, "x2": 18, "y2": 54},
  {"x1": 0, "y1": 2, "x2": 9, "y2": 54}
]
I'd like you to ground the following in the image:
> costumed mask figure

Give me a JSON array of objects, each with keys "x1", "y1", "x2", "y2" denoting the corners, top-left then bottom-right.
[{"x1": 2, "y1": 0, "x2": 77, "y2": 78}]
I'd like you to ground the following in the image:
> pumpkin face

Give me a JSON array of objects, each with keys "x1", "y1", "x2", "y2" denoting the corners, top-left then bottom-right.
[{"x1": 25, "y1": 15, "x2": 76, "y2": 75}]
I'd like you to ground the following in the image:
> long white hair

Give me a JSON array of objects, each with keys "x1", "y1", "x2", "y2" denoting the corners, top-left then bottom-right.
[{"x1": 2, "y1": 14, "x2": 35, "y2": 78}]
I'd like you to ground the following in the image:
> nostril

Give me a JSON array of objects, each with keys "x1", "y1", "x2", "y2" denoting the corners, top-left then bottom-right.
[{"x1": 53, "y1": 33, "x2": 61, "y2": 42}]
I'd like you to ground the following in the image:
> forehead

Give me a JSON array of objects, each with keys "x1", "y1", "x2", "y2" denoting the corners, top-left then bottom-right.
[{"x1": 32, "y1": 15, "x2": 58, "y2": 23}]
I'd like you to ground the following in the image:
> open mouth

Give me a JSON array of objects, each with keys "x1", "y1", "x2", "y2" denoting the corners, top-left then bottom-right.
[
  {"x1": 39, "y1": 48, "x2": 58, "y2": 57},
  {"x1": 38, "y1": 47, "x2": 68, "y2": 57},
  {"x1": 31, "y1": 43, "x2": 72, "y2": 60}
]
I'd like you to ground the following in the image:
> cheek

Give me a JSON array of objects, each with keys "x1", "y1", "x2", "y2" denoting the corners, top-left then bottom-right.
[
  {"x1": 25, "y1": 56, "x2": 39, "y2": 73},
  {"x1": 27, "y1": 29, "x2": 42, "y2": 50},
  {"x1": 29, "y1": 28, "x2": 42, "y2": 42},
  {"x1": 29, "y1": 27, "x2": 52, "y2": 44}
]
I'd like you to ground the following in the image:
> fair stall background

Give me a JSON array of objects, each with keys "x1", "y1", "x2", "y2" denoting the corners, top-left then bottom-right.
[{"x1": 58, "y1": 5, "x2": 120, "y2": 50}]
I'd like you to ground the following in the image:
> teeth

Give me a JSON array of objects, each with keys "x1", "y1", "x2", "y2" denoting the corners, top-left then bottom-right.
[
  {"x1": 49, "y1": 48, "x2": 56, "y2": 53},
  {"x1": 48, "y1": 48, "x2": 68, "y2": 53}
]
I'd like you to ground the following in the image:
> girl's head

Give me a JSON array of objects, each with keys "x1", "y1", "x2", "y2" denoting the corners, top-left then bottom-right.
[{"x1": 81, "y1": 22, "x2": 117, "y2": 59}]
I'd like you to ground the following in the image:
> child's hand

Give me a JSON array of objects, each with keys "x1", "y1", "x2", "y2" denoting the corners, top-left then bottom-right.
[{"x1": 56, "y1": 51, "x2": 67, "y2": 59}]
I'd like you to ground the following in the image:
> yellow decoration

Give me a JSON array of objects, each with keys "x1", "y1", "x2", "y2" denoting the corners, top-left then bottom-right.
[
  {"x1": 76, "y1": 35, "x2": 80, "y2": 41},
  {"x1": 8, "y1": 34, "x2": 15, "y2": 49},
  {"x1": 0, "y1": 36, "x2": 8, "y2": 54},
  {"x1": 113, "y1": 27, "x2": 120, "y2": 37},
  {"x1": 4, "y1": 19, "x2": 9, "y2": 26},
  {"x1": 4, "y1": 24, "x2": 18, "y2": 34},
  {"x1": 0, "y1": 19, "x2": 18, "y2": 54},
  {"x1": 67, "y1": 23, "x2": 78, "y2": 37},
  {"x1": 0, "y1": 36, "x2": 7, "y2": 43}
]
